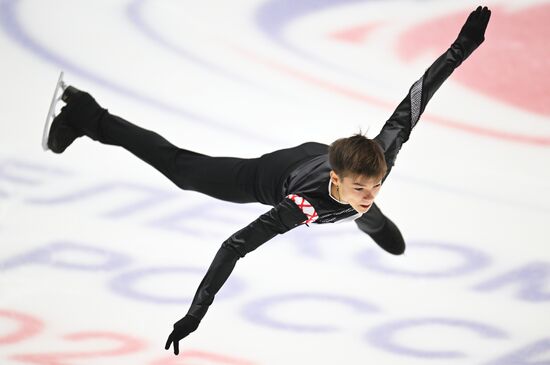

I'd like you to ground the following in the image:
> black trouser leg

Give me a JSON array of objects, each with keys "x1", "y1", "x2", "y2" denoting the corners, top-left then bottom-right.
[{"x1": 63, "y1": 91, "x2": 259, "y2": 204}]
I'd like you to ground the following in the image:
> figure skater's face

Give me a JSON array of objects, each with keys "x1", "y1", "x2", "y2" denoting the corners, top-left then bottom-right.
[{"x1": 330, "y1": 171, "x2": 382, "y2": 213}]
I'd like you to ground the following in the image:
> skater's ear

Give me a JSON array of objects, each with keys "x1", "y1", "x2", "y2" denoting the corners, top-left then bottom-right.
[{"x1": 330, "y1": 170, "x2": 341, "y2": 185}]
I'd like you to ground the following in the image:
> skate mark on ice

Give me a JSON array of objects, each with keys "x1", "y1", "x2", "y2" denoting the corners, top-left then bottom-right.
[
  {"x1": 0, "y1": 159, "x2": 72, "y2": 186},
  {"x1": 25, "y1": 181, "x2": 176, "y2": 218}
]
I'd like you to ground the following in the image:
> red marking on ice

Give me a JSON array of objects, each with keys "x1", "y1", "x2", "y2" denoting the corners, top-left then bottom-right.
[
  {"x1": 152, "y1": 350, "x2": 257, "y2": 365},
  {"x1": 421, "y1": 112, "x2": 550, "y2": 145},
  {"x1": 329, "y1": 22, "x2": 381, "y2": 43},
  {"x1": 11, "y1": 332, "x2": 146, "y2": 365},
  {"x1": 0, "y1": 310, "x2": 43, "y2": 345},
  {"x1": 233, "y1": 45, "x2": 390, "y2": 107},
  {"x1": 231, "y1": 44, "x2": 550, "y2": 147},
  {"x1": 398, "y1": 4, "x2": 550, "y2": 117}
]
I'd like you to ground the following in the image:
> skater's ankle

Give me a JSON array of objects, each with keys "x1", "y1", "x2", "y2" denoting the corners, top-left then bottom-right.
[{"x1": 61, "y1": 85, "x2": 81, "y2": 103}]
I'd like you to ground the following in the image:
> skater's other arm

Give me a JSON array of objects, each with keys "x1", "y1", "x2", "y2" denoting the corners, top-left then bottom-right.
[
  {"x1": 355, "y1": 202, "x2": 405, "y2": 255},
  {"x1": 165, "y1": 198, "x2": 307, "y2": 355},
  {"x1": 374, "y1": 6, "x2": 491, "y2": 181}
]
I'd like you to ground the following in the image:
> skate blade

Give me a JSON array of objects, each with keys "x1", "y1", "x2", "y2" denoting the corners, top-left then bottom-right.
[{"x1": 42, "y1": 71, "x2": 66, "y2": 151}]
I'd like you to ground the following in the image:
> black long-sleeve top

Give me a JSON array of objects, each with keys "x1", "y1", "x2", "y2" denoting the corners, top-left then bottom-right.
[{"x1": 186, "y1": 34, "x2": 482, "y2": 321}]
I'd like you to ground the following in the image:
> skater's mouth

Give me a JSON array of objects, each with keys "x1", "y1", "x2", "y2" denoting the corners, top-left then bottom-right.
[{"x1": 360, "y1": 203, "x2": 371, "y2": 209}]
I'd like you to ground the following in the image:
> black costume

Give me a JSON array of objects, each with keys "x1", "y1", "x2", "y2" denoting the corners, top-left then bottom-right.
[{"x1": 46, "y1": 6, "x2": 491, "y2": 356}]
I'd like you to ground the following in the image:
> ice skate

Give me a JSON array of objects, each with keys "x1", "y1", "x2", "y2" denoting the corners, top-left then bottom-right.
[{"x1": 42, "y1": 72, "x2": 83, "y2": 153}]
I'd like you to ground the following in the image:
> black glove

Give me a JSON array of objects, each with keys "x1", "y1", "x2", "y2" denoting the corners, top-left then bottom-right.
[
  {"x1": 165, "y1": 314, "x2": 200, "y2": 355},
  {"x1": 457, "y1": 6, "x2": 491, "y2": 45}
]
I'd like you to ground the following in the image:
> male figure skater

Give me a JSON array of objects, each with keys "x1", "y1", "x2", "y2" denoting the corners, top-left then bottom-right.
[{"x1": 43, "y1": 6, "x2": 491, "y2": 355}]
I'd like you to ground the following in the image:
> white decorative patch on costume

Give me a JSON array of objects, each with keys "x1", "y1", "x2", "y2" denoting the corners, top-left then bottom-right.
[
  {"x1": 287, "y1": 194, "x2": 319, "y2": 224},
  {"x1": 410, "y1": 76, "x2": 423, "y2": 128}
]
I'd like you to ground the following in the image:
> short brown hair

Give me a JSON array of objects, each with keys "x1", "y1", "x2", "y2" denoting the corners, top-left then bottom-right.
[{"x1": 328, "y1": 133, "x2": 387, "y2": 179}]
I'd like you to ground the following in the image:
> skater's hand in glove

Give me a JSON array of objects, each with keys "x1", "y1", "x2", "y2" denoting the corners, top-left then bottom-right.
[
  {"x1": 165, "y1": 315, "x2": 200, "y2": 355},
  {"x1": 457, "y1": 6, "x2": 491, "y2": 45}
]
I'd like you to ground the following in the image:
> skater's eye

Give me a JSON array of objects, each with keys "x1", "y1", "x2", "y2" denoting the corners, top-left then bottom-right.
[{"x1": 354, "y1": 188, "x2": 363, "y2": 191}]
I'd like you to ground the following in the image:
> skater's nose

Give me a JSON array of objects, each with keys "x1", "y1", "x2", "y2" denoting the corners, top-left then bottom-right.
[{"x1": 362, "y1": 190, "x2": 374, "y2": 201}]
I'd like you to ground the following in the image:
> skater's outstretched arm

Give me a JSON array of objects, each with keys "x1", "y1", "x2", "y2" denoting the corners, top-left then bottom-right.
[
  {"x1": 165, "y1": 198, "x2": 307, "y2": 355},
  {"x1": 373, "y1": 5, "x2": 491, "y2": 181},
  {"x1": 354, "y1": 6, "x2": 491, "y2": 248}
]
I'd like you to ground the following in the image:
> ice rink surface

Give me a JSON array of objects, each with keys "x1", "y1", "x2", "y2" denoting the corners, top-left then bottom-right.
[{"x1": 1, "y1": 0, "x2": 550, "y2": 364}]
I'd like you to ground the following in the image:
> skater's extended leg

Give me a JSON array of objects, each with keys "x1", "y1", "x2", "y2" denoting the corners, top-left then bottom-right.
[{"x1": 57, "y1": 89, "x2": 259, "y2": 203}]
